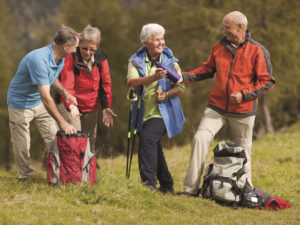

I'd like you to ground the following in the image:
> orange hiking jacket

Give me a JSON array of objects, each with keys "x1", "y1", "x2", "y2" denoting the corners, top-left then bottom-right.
[{"x1": 183, "y1": 31, "x2": 275, "y2": 116}]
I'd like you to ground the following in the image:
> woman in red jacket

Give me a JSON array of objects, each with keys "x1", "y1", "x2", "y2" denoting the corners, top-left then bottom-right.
[{"x1": 57, "y1": 24, "x2": 116, "y2": 154}]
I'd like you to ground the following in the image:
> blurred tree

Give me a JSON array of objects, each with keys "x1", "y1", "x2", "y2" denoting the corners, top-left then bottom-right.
[
  {"x1": 0, "y1": 0, "x2": 24, "y2": 169},
  {"x1": 234, "y1": 0, "x2": 300, "y2": 135},
  {"x1": 6, "y1": 0, "x2": 63, "y2": 51}
]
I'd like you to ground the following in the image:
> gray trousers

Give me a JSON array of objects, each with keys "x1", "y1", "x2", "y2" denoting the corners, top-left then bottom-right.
[{"x1": 184, "y1": 107, "x2": 255, "y2": 194}]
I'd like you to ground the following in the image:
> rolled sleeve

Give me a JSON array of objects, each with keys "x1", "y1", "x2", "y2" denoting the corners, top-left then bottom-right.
[
  {"x1": 174, "y1": 62, "x2": 185, "y2": 92},
  {"x1": 127, "y1": 61, "x2": 140, "y2": 81}
]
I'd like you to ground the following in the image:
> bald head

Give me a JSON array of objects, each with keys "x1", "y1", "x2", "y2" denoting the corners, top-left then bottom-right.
[
  {"x1": 222, "y1": 11, "x2": 248, "y2": 46},
  {"x1": 223, "y1": 11, "x2": 248, "y2": 30}
]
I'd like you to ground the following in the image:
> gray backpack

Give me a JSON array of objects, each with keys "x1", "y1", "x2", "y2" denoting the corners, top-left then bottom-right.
[{"x1": 201, "y1": 142, "x2": 248, "y2": 206}]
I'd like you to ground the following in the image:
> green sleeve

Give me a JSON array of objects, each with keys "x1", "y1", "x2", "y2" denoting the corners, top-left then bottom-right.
[
  {"x1": 127, "y1": 60, "x2": 139, "y2": 81},
  {"x1": 174, "y1": 62, "x2": 185, "y2": 92}
]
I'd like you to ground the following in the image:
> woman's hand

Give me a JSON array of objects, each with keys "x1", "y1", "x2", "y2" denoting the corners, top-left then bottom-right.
[
  {"x1": 156, "y1": 91, "x2": 168, "y2": 102},
  {"x1": 102, "y1": 108, "x2": 117, "y2": 127},
  {"x1": 174, "y1": 67, "x2": 183, "y2": 84},
  {"x1": 154, "y1": 68, "x2": 167, "y2": 80},
  {"x1": 69, "y1": 104, "x2": 81, "y2": 120}
]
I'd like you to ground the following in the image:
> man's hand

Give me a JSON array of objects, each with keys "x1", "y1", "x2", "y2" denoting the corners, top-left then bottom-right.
[
  {"x1": 64, "y1": 90, "x2": 77, "y2": 105},
  {"x1": 59, "y1": 121, "x2": 77, "y2": 135},
  {"x1": 102, "y1": 108, "x2": 117, "y2": 127},
  {"x1": 52, "y1": 79, "x2": 77, "y2": 105},
  {"x1": 69, "y1": 104, "x2": 81, "y2": 120},
  {"x1": 230, "y1": 92, "x2": 243, "y2": 104},
  {"x1": 38, "y1": 84, "x2": 77, "y2": 135}
]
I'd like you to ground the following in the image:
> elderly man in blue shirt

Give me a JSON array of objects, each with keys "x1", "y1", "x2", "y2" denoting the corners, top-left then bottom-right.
[{"x1": 7, "y1": 26, "x2": 79, "y2": 182}]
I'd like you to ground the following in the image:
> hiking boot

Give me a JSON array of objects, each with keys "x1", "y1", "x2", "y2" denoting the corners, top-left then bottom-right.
[
  {"x1": 158, "y1": 186, "x2": 175, "y2": 195},
  {"x1": 18, "y1": 177, "x2": 29, "y2": 183},
  {"x1": 145, "y1": 185, "x2": 157, "y2": 193},
  {"x1": 177, "y1": 191, "x2": 198, "y2": 197}
]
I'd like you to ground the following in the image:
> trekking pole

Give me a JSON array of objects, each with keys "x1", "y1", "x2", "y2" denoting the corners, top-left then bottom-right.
[
  {"x1": 126, "y1": 89, "x2": 137, "y2": 178},
  {"x1": 127, "y1": 93, "x2": 141, "y2": 179},
  {"x1": 126, "y1": 103, "x2": 132, "y2": 178}
]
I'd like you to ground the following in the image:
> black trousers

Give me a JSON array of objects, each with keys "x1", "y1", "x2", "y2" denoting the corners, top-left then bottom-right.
[{"x1": 138, "y1": 118, "x2": 174, "y2": 189}]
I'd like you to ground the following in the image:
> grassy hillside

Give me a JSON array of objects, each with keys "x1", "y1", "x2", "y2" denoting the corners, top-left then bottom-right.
[{"x1": 0, "y1": 129, "x2": 299, "y2": 225}]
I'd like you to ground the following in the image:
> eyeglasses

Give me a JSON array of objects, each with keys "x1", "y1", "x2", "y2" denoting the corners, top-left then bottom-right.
[{"x1": 80, "y1": 46, "x2": 98, "y2": 53}]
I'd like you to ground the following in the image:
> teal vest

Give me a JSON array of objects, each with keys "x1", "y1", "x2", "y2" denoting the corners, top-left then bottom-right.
[{"x1": 129, "y1": 46, "x2": 185, "y2": 138}]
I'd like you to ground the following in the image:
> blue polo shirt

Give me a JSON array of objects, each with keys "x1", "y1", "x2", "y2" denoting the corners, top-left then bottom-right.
[{"x1": 7, "y1": 44, "x2": 64, "y2": 109}]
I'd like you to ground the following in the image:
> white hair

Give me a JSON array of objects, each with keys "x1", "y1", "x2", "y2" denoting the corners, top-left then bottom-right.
[
  {"x1": 224, "y1": 11, "x2": 248, "y2": 29},
  {"x1": 140, "y1": 23, "x2": 165, "y2": 44},
  {"x1": 80, "y1": 24, "x2": 101, "y2": 45}
]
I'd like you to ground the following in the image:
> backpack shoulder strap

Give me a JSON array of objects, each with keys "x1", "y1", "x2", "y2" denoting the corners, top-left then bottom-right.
[
  {"x1": 82, "y1": 138, "x2": 96, "y2": 183},
  {"x1": 72, "y1": 52, "x2": 80, "y2": 75}
]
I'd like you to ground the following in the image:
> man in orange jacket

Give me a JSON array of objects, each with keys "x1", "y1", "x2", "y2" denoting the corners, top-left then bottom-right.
[{"x1": 179, "y1": 11, "x2": 275, "y2": 196}]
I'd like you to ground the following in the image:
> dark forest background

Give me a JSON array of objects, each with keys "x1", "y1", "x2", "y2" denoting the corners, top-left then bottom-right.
[{"x1": 0, "y1": 0, "x2": 299, "y2": 169}]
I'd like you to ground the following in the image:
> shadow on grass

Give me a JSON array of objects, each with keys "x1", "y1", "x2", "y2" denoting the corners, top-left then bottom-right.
[{"x1": 0, "y1": 172, "x2": 47, "y2": 185}]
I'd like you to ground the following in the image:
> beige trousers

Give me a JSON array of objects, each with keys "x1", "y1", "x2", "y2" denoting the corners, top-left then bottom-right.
[
  {"x1": 8, "y1": 104, "x2": 58, "y2": 179},
  {"x1": 184, "y1": 107, "x2": 255, "y2": 194},
  {"x1": 57, "y1": 103, "x2": 99, "y2": 153}
]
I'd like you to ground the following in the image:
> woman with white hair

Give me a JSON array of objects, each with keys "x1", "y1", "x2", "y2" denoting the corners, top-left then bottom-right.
[
  {"x1": 57, "y1": 24, "x2": 116, "y2": 157},
  {"x1": 127, "y1": 23, "x2": 185, "y2": 193}
]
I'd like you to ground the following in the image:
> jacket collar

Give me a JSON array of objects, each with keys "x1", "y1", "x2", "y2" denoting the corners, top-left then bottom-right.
[
  {"x1": 136, "y1": 46, "x2": 174, "y2": 59},
  {"x1": 220, "y1": 30, "x2": 251, "y2": 50}
]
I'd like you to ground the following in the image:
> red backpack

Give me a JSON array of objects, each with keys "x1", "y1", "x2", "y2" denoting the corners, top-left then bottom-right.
[{"x1": 47, "y1": 131, "x2": 96, "y2": 185}]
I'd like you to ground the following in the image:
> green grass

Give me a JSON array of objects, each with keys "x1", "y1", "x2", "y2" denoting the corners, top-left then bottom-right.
[{"x1": 0, "y1": 130, "x2": 299, "y2": 225}]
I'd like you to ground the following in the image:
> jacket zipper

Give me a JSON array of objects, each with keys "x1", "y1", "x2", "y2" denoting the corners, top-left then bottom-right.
[
  {"x1": 75, "y1": 61, "x2": 93, "y2": 74},
  {"x1": 226, "y1": 53, "x2": 236, "y2": 111}
]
